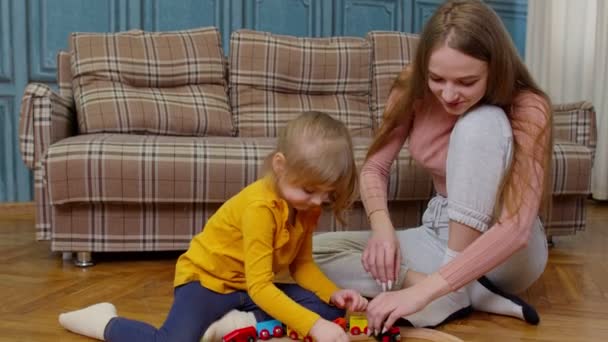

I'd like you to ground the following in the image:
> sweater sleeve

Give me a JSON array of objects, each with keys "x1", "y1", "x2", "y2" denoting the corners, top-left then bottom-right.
[
  {"x1": 241, "y1": 204, "x2": 322, "y2": 336},
  {"x1": 360, "y1": 122, "x2": 410, "y2": 215},
  {"x1": 439, "y1": 93, "x2": 550, "y2": 290},
  {"x1": 290, "y1": 213, "x2": 340, "y2": 304}
]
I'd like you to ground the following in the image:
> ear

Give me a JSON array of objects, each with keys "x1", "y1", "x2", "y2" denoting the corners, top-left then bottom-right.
[{"x1": 272, "y1": 152, "x2": 287, "y2": 177}]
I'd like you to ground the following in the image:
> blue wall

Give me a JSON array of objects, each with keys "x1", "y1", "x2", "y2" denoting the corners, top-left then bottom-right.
[{"x1": 0, "y1": 0, "x2": 528, "y2": 202}]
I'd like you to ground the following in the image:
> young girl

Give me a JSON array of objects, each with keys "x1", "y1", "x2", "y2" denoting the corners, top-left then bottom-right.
[{"x1": 58, "y1": 111, "x2": 368, "y2": 342}]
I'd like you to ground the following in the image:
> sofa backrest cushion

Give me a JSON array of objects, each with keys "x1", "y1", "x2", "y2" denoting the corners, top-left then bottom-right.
[
  {"x1": 229, "y1": 30, "x2": 373, "y2": 137},
  {"x1": 70, "y1": 27, "x2": 234, "y2": 136},
  {"x1": 367, "y1": 31, "x2": 419, "y2": 126},
  {"x1": 57, "y1": 51, "x2": 74, "y2": 100}
]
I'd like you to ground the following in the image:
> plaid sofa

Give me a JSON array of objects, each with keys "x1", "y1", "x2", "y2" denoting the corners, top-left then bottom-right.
[{"x1": 19, "y1": 28, "x2": 597, "y2": 264}]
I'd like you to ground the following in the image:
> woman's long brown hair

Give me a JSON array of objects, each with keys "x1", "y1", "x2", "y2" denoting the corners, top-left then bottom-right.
[{"x1": 368, "y1": 0, "x2": 553, "y2": 221}]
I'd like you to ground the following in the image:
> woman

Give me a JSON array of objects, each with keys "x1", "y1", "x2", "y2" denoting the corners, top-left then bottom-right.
[{"x1": 313, "y1": 0, "x2": 551, "y2": 335}]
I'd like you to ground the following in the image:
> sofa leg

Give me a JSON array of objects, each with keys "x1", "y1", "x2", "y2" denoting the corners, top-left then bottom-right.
[
  {"x1": 547, "y1": 236, "x2": 554, "y2": 248},
  {"x1": 74, "y1": 252, "x2": 95, "y2": 267}
]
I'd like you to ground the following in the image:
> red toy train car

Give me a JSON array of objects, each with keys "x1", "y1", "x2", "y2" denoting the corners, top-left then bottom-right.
[{"x1": 222, "y1": 326, "x2": 257, "y2": 342}]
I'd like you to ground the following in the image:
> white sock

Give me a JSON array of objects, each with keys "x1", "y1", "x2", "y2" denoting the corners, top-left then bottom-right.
[
  {"x1": 201, "y1": 310, "x2": 257, "y2": 342},
  {"x1": 468, "y1": 277, "x2": 539, "y2": 324},
  {"x1": 58, "y1": 302, "x2": 117, "y2": 340},
  {"x1": 404, "y1": 248, "x2": 471, "y2": 328}
]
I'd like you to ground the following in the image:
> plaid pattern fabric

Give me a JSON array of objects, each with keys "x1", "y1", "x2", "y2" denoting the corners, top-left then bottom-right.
[
  {"x1": 44, "y1": 135, "x2": 431, "y2": 204},
  {"x1": 18, "y1": 28, "x2": 598, "y2": 248},
  {"x1": 19, "y1": 83, "x2": 76, "y2": 239},
  {"x1": 57, "y1": 51, "x2": 74, "y2": 101},
  {"x1": 542, "y1": 196, "x2": 587, "y2": 235},
  {"x1": 49, "y1": 200, "x2": 426, "y2": 252},
  {"x1": 553, "y1": 101, "x2": 597, "y2": 157},
  {"x1": 71, "y1": 27, "x2": 234, "y2": 136},
  {"x1": 229, "y1": 30, "x2": 373, "y2": 137},
  {"x1": 19, "y1": 84, "x2": 75, "y2": 169},
  {"x1": 367, "y1": 31, "x2": 419, "y2": 127},
  {"x1": 551, "y1": 141, "x2": 594, "y2": 195}
]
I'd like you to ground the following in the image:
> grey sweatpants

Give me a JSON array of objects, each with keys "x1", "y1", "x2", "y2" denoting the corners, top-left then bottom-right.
[{"x1": 313, "y1": 105, "x2": 548, "y2": 297}]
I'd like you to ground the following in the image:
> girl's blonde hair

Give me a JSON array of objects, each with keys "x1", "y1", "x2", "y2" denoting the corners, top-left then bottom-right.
[
  {"x1": 368, "y1": 0, "x2": 553, "y2": 221},
  {"x1": 267, "y1": 111, "x2": 358, "y2": 225}
]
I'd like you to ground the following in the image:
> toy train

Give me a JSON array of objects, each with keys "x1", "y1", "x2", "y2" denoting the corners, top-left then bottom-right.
[
  {"x1": 347, "y1": 314, "x2": 401, "y2": 342},
  {"x1": 222, "y1": 315, "x2": 400, "y2": 342},
  {"x1": 222, "y1": 319, "x2": 285, "y2": 342}
]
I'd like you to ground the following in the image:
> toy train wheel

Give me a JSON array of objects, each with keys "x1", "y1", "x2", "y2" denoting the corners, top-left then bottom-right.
[
  {"x1": 350, "y1": 327, "x2": 361, "y2": 335},
  {"x1": 364, "y1": 327, "x2": 369, "y2": 335},
  {"x1": 273, "y1": 326, "x2": 284, "y2": 337},
  {"x1": 259, "y1": 329, "x2": 270, "y2": 340},
  {"x1": 289, "y1": 331, "x2": 299, "y2": 340}
]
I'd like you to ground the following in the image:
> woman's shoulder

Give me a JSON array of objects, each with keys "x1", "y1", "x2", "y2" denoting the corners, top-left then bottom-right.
[
  {"x1": 511, "y1": 90, "x2": 550, "y2": 113},
  {"x1": 510, "y1": 90, "x2": 550, "y2": 124}
]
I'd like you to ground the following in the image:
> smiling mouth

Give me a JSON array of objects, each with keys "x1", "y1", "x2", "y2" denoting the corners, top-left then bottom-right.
[{"x1": 446, "y1": 101, "x2": 462, "y2": 106}]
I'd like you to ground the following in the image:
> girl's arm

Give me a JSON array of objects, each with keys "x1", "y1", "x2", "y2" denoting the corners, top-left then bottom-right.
[
  {"x1": 290, "y1": 211, "x2": 340, "y2": 303},
  {"x1": 241, "y1": 203, "x2": 323, "y2": 336}
]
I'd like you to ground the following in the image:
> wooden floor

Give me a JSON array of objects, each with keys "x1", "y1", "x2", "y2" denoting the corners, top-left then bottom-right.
[{"x1": 1, "y1": 201, "x2": 607, "y2": 342}]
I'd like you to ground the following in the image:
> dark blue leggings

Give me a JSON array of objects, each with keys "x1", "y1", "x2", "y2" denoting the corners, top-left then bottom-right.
[{"x1": 104, "y1": 282, "x2": 344, "y2": 342}]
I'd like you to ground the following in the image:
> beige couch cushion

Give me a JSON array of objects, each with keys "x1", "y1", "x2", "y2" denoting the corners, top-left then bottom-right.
[
  {"x1": 229, "y1": 30, "x2": 373, "y2": 137},
  {"x1": 43, "y1": 134, "x2": 431, "y2": 205},
  {"x1": 70, "y1": 27, "x2": 233, "y2": 136},
  {"x1": 367, "y1": 31, "x2": 420, "y2": 126}
]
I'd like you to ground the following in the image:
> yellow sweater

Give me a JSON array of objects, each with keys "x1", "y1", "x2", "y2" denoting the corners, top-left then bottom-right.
[{"x1": 174, "y1": 177, "x2": 340, "y2": 336}]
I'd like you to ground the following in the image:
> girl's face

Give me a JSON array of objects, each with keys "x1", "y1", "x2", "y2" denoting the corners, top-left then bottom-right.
[
  {"x1": 277, "y1": 178, "x2": 332, "y2": 211},
  {"x1": 427, "y1": 45, "x2": 489, "y2": 115}
]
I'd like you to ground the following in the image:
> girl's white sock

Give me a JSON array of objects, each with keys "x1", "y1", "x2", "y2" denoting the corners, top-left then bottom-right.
[
  {"x1": 201, "y1": 309, "x2": 256, "y2": 342},
  {"x1": 58, "y1": 302, "x2": 117, "y2": 340}
]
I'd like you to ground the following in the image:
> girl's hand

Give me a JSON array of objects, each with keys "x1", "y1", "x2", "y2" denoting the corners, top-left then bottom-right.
[
  {"x1": 330, "y1": 289, "x2": 368, "y2": 312},
  {"x1": 362, "y1": 224, "x2": 401, "y2": 290},
  {"x1": 365, "y1": 286, "x2": 429, "y2": 335},
  {"x1": 309, "y1": 318, "x2": 349, "y2": 342}
]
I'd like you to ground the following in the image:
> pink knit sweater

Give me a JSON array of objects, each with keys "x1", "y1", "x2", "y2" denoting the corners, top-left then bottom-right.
[{"x1": 360, "y1": 92, "x2": 549, "y2": 290}]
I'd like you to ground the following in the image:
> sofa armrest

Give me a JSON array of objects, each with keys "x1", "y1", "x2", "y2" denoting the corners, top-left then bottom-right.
[
  {"x1": 19, "y1": 83, "x2": 76, "y2": 170},
  {"x1": 553, "y1": 101, "x2": 597, "y2": 159}
]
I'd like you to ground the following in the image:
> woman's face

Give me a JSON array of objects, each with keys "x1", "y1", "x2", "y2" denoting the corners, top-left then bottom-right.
[{"x1": 427, "y1": 44, "x2": 489, "y2": 115}]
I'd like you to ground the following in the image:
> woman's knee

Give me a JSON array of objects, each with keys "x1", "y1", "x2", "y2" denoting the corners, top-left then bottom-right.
[
  {"x1": 312, "y1": 231, "x2": 369, "y2": 252},
  {"x1": 449, "y1": 105, "x2": 512, "y2": 155},
  {"x1": 446, "y1": 105, "x2": 514, "y2": 232}
]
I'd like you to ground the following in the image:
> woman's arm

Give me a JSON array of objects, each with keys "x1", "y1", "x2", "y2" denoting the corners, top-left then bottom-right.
[
  {"x1": 426, "y1": 93, "x2": 551, "y2": 297},
  {"x1": 361, "y1": 90, "x2": 414, "y2": 228},
  {"x1": 360, "y1": 89, "x2": 415, "y2": 286}
]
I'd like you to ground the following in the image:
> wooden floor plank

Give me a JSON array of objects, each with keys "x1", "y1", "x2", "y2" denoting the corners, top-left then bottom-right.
[{"x1": 0, "y1": 200, "x2": 607, "y2": 341}]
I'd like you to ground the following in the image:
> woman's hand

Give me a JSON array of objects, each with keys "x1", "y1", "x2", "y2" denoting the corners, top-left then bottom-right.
[
  {"x1": 309, "y1": 318, "x2": 349, "y2": 342},
  {"x1": 365, "y1": 286, "x2": 429, "y2": 335},
  {"x1": 362, "y1": 223, "x2": 401, "y2": 290},
  {"x1": 330, "y1": 289, "x2": 368, "y2": 312},
  {"x1": 366, "y1": 273, "x2": 451, "y2": 334}
]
